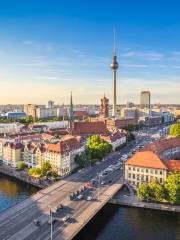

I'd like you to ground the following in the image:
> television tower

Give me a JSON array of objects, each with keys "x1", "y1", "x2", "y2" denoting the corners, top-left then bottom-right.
[{"x1": 110, "y1": 31, "x2": 118, "y2": 118}]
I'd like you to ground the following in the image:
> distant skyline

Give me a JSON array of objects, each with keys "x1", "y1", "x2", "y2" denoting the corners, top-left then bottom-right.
[{"x1": 0, "y1": 0, "x2": 180, "y2": 104}]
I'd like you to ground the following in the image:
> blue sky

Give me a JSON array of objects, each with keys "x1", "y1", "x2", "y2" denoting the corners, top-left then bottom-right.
[{"x1": 0, "y1": 0, "x2": 180, "y2": 104}]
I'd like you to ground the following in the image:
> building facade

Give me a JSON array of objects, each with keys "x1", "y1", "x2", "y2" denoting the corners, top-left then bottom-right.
[
  {"x1": 125, "y1": 151, "x2": 168, "y2": 186},
  {"x1": 140, "y1": 91, "x2": 151, "y2": 108}
]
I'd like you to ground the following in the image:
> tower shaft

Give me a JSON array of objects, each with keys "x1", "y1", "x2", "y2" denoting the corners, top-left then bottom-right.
[{"x1": 112, "y1": 69, "x2": 117, "y2": 117}]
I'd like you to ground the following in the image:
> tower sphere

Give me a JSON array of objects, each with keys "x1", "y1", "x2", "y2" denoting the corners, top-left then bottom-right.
[{"x1": 110, "y1": 55, "x2": 118, "y2": 70}]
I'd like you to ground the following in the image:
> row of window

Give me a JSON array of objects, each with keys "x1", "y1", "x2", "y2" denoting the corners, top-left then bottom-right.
[
  {"x1": 128, "y1": 173, "x2": 163, "y2": 183},
  {"x1": 128, "y1": 166, "x2": 163, "y2": 175}
]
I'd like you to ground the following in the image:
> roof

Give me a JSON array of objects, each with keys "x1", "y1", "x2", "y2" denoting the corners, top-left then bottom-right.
[
  {"x1": 4, "y1": 142, "x2": 24, "y2": 150},
  {"x1": 73, "y1": 111, "x2": 88, "y2": 117},
  {"x1": 100, "y1": 130, "x2": 126, "y2": 143},
  {"x1": 42, "y1": 133, "x2": 55, "y2": 141},
  {"x1": 143, "y1": 137, "x2": 180, "y2": 155},
  {"x1": 72, "y1": 121, "x2": 109, "y2": 135},
  {"x1": 45, "y1": 135, "x2": 81, "y2": 154},
  {"x1": 166, "y1": 160, "x2": 180, "y2": 171},
  {"x1": 125, "y1": 151, "x2": 168, "y2": 170}
]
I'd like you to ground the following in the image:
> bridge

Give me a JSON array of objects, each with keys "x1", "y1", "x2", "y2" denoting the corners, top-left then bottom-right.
[{"x1": 0, "y1": 153, "x2": 124, "y2": 240}]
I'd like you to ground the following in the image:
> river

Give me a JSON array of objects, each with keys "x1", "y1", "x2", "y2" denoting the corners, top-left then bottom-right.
[
  {"x1": 0, "y1": 174, "x2": 179, "y2": 240},
  {"x1": 0, "y1": 173, "x2": 38, "y2": 212}
]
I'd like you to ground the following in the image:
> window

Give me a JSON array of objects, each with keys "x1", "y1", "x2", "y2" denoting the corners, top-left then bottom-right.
[
  {"x1": 160, "y1": 171, "x2": 162, "y2": 175},
  {"x1": 159, "y1": 178, "x2": 163, "y2": 183},
  {"x1": 141, "y1": 168, "x2": 144, "y2": 173},
  {"x1": 155, "y1": 170, "x2": 158, "y2": 174},
  {"x1": 141, "y1": 175, "x2": 144, "y2": 181},
  {"x1": 137, "y1": 168, "x2": 140, "y2": 172},
  {"x1": 128, "y1": 173, "x2": 131, "y2": 178},
  {"x1": 133, "y1": 174, "x2": 135, "y2": 179},
  {"x1": 146, "y1": 176, "x2": 149, "y2": 182},
  {"x1": 150, "y1": 169, "x2": 154, "y2": 174},
  {"x1": 137, "y1": 174, "x2": 140, "y2": 180},
  {"x1": 146, "y1": 169, "x2": 148, "y2": 173},
  {"x1": 129, "y1": 166, "x2": 131, "y2": 171},
  {"x1": 133, "y1": 167, "x2": 135, "y2": 171}
]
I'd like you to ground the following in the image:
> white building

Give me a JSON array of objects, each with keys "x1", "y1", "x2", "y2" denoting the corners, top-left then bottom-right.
[
  {"x1": 121, "y1": 107, "x2": 138, "y2": 119},
  {"x1": 0, "y1": 123, "x2": 24, "y2": 134},
  {"x1": 36, "y1": 107, "x2": 57, "y2": 119}
]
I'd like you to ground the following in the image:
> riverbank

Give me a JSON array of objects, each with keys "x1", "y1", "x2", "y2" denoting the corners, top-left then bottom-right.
[
  {"x1": 0, "y1": 164, "x2": 46, "y2": 188},
  {"x1": 110, "y1": 185, "x2": 180, "y2": 213}
]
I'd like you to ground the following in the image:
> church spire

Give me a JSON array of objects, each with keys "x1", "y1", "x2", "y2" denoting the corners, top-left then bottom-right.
[{"x1": 69, "y1": 91, "x2": 74, "y2": 134}]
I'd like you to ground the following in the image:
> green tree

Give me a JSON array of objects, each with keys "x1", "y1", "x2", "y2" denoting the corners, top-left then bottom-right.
[
  {"x1": 149, "y1": 179, "x2": 165, "y2": 202},
  {"x1": 164, "y1": 172, "x2": 180, "y2": 204},
  {"x1": 137, "y1": 183, "x2": 151, "y2": 201},
  {"x1": 87, "y1": 135, "x2": 112, "y2": 160},
  {"x1": 75, "y1": 152, "x2": 91, "y2": 168},
  {"x1": 28, "y1": 167, "x2": 42, "y2": 177},
  {"x1": 41, "y1": 162, "x2": 52, "y2": 176},
  {"x1": 169, "y1": 123, "x2": 180, "y2": 137},
  {"x1": 16, "y1": 162, "x2": 26, "y2": 171}
]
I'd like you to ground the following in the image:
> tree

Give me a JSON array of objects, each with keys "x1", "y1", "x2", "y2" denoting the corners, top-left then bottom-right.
[
  {"x1": 41, "y1": 162, "x2": 52, "y2": 176},
  {"x1": 75, "y1": 152, "x2": 91, "y2": 168},
  {"x1": 87, "y1": 135, "x2": 112, "y2": 160},
  {"x1": 164, "y1": 172, "x2": 180, "y2": 204},
  {"x1": 137, "y1": 183, "x2": 151, "y2": 201},
  {"x1": 169, "y1": 123, "x2": 180, "y2": 137},
  {"x1": 16, "y1": 162, "x2": 26, "y2": 171},
  {"x1": 28, "y1": 167, "x2": 42, "y2": 177},
  {"x1": 149, "y1": 179, "x2": 165, "y2": 202}
]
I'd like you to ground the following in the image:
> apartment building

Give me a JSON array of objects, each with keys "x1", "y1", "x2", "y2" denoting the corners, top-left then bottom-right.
[
  {"x1": 3, "y1": 142, "x2": 24, "y2": 167},
  {"x1": 42, "y1": 135, "x2": 85, "y2": 175}
]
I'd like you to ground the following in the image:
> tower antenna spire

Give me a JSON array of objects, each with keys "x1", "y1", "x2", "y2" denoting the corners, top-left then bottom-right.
[{"x1": 114, "y1": 29, "x2": 116, "y2": 56}]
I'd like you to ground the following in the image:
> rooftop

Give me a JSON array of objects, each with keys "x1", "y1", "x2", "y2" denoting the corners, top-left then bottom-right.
[
  {"x1": 126, "y1": 151, "x2": 168, "y2": 170},
  {"x1": 166, "y1": 160, "x2": 180, "y2": 171}
]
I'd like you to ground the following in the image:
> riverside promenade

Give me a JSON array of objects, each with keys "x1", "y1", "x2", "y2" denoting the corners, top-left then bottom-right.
[{"x1": 110, "y1": 185, "x2": 180, "y2": 213}]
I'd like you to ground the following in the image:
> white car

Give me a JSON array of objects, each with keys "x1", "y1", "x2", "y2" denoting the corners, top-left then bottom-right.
[
  {"x1": 62, "y1": 215, "x2": 71, "y2": 222},
  {"x1": 87, "y1": 196, "x2": 93, "y2": 201},
  {"x1": 77, "y1": 194, "x2": 83, "y2": 200}
]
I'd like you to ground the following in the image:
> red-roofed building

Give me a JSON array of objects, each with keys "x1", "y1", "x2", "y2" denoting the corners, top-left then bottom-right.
[
  {"x1": 125, "y1": 151, "x2": 168, "y2": 186},
  {"x1": 100, "y1": 130, "x2": 127, "y2": 150},
  {"x1": 72, "y1": 121, "x2": 109, "y2": 136},
  {"x1": 166, "y1": 160, "x2": 180, "y2": 171},
  {"x1": 42, "y1": 135, "x2": 85, "y2": 175},
  {"x1": 73, "y1": 110, "x2": 88, "y2": 120}
]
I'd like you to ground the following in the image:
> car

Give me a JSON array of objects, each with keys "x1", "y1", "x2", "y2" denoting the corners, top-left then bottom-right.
[
  {"x1": 86, "y1": 196, "x2": 93, "y2": 201},
  {"x1": 62, "y1": 215, "x2": 71, "y2": 222},
  {"x1": 77, "y1": 194, "x2": 83, "y2": 200},
  {"x1": 33, "y1": 219, "x2": 41, "y2": 227},
  {"x1": 100, "y1": 181, "x2": 105, "y2": 185}
]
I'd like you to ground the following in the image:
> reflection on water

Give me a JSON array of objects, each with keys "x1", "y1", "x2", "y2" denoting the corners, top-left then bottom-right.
[
  {"x1": 0, "y1": 173, "x2": 38, "y2": 212},
  {"x1": 74, "y1": 204, "x2": 180, "y2": 240}
]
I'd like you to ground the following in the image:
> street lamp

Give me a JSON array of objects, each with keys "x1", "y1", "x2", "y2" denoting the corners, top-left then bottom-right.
[
  {"x1": 97, "y1": 173, "x2": 101, "y2": 201},
  {"x1": 48, "y1": 206, "x2": 53, "y2": 240},
  {"x1": 50, "y1": 210, "x2": 53, "y2": 240}
]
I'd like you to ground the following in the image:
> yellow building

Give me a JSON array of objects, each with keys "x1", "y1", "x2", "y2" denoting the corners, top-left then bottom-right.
[{"x1": 3, "y1": 142, "x2": 24, "y2": 167}]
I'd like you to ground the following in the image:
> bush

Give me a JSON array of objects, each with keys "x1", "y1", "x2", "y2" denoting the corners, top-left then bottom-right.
[{"x1": 16, "y1": 162, "x2": 26, "y2": 171}]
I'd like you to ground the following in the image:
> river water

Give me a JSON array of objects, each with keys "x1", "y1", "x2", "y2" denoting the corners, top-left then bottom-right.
[
  {"x1": 0, "y1": 174, "x2": 179, "y2": 240},
  {"x1": 0, "y1": 173, "x2": 38, "y2": 213}
]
